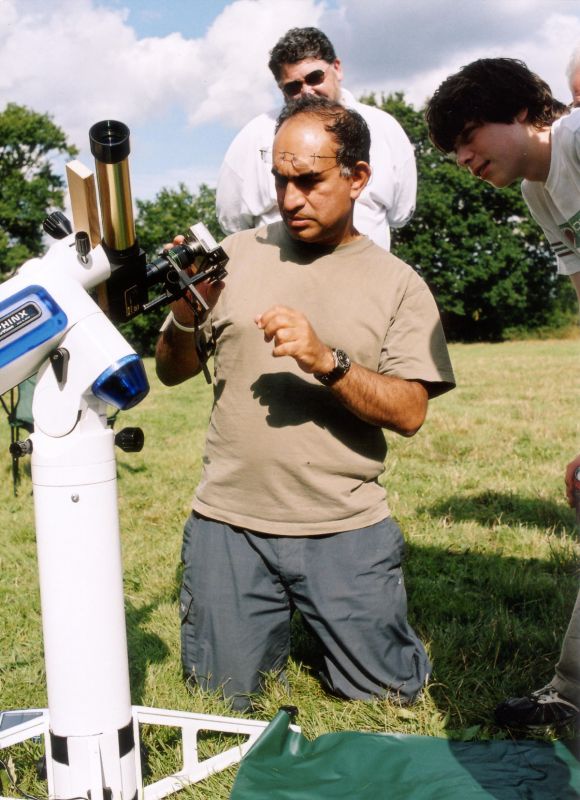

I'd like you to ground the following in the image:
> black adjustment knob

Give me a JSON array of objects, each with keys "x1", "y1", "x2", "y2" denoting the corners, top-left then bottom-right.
[
  {"x1": 43, "y1": 211, "x2": 72, "y2": 240},
  {"x1": 75, "y1": 231, "x2": 91, "y2": 262},
  {"x1": 50, "y1": 348, "x2": 69, "y2": 384},
  {"x1": 10, "y1": 439, "x2": 33, "y2": 457},
  {"x1": 114, "y1": 427, "x2": 145, "y2": 453}
]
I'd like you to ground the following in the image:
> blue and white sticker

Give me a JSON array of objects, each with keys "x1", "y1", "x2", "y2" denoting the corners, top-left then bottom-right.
[{"x1": 0, "y1": 285, "x2": 67, "y2": 368}]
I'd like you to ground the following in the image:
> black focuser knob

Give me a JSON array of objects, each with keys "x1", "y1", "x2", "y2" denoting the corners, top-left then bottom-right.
[
  {"x1": 114, "y1": 427, "x2": 145, "y2": 453},
  {"x1": 75, "y1": 231, "x2": 91, "y2": 261},
  {"x1": 43, "y1": 211, "x2": 73, "y2": 240}
]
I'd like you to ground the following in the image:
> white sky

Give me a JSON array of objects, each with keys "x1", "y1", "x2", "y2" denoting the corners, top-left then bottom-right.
[{"x1": 1, "y1": 0, "x2": 580, "y2": 203}]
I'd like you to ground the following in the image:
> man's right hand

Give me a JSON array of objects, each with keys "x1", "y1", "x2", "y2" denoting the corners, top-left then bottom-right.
[
  {"x1": 155, "y1": 235, "x2": 225, "y2": 386},
  {"x1": 166, "y1": 235, "x2": 225, "y2": 325}
]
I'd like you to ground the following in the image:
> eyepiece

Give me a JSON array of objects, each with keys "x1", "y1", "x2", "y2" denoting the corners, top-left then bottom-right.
[{"x1": 89, "y1": 120, "x2": 131, "y2": 164}]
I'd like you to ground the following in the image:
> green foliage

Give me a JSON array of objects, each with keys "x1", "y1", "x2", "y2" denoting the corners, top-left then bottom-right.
[
  {"x1": 0, "y1": 103, "x2": 77, "y2": 275},
  {"x1": 134, "y1": 182, "x2": 222, "y2": 255},
  {"x1": 120, "y1": 183, "x2": 221, "y2": 355},
  {"x1": 369, "y1": 93, "x2": 577, "y2": 340}
]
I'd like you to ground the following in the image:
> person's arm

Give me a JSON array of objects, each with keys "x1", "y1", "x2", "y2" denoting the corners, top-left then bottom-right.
[
  {"x1": 565, "y1": 454, "x2": 580, "y2": 508},
  {"x1": 570, "y1": 272, "x2": 580, "y2": 307},
  {"x1": 216, "y1": 161, "x2": 256, "y2": 234},
  {"x1": 327, "y1": 360, "x2": 427, "y2": 435},
  {"x1": 379, "y1": 114, "x2": 417, "y2": 229},
  {"x1": 255, "y1": 305, "x2": 428, "y2": 435},
  {"x1": 155, "y1": 278, "x2": 224, "y2": 386},
  {"x1": 387, "y1": 147, "x2": 417, "y2": 230}
]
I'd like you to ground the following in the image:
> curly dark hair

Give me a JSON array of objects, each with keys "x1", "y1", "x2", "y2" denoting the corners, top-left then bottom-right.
[
  {"x1": 275, "y1": 95, "x2": 370, "y2": 175},
  {"x1": 268, "y1": 27, "x2": 336, "y2": 81},
  {"x1": 425, "y1": 58, "x2": 568, "y2": 153}
]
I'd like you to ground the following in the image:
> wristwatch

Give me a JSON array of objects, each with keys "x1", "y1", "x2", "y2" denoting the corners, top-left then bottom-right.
[{"x1": 314, "y1": 348, "x2": 351, "y2": 386}]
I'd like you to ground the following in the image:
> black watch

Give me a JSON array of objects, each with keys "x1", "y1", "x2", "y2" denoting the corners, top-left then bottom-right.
[{"x1": 314, "y1": 348, "x2": 351, "y2": 386}]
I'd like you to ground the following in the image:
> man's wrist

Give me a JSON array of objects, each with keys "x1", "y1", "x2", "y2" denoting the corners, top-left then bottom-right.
[
  {"x1": 160, "y1": 310, "x2": 197, "y2": 333},
  {"x1": 314, "y1": 348, "x2": 352, "y2": 386}
]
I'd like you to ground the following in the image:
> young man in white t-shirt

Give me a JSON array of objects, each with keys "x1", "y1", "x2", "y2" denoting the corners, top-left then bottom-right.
[{"x1": 425, "y1": 57, "x2": 579, "y2": 731}]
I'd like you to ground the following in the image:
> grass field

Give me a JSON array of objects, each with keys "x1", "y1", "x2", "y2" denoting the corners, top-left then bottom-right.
[{"x1": 1, "y1": 338, "x2": 579, "y2": 798}]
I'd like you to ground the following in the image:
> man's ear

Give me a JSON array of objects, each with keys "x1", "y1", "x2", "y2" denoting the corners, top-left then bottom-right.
[
  {"x1": 332, "y1": 58, "x2": 343, "y2": 81},
  {"x1": 516, "y1": 108, "x2": 529, "y2": 123},
  {"x1": 350, "y1": 161, "x2": 371, "y2": 199}
]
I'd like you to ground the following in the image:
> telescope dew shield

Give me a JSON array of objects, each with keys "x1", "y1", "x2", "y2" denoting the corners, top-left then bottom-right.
[{"x1": 89, "y1": 120, "x2": 148, "y2": 323}]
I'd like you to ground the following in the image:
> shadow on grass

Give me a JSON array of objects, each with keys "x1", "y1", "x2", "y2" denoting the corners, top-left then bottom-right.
[
  {"x1": 117, "y1": 461, "x2": 148, "y2": 475},
  {"x1": 424, "y1": 490, "x2": 576, "y2": 533},
  {"x1": 125, "y1": 600, "x2": 170, "y2": 704},
  {"x1": 290, "y1": 540, "x2": 578, "y2": 736}
]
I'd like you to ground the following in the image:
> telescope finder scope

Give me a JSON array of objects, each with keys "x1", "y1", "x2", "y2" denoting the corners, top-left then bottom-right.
[
  {"x1": 88, "y1": 120, "x2": 148, "y2": 323},
  {"x1": 90, "y1": 120, "x2": 136, "y2": 253}
]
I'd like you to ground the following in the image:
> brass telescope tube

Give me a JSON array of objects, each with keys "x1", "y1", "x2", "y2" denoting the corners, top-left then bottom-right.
[{"x1": 89, "y1": 120, "x2": 147, "y2": 322}]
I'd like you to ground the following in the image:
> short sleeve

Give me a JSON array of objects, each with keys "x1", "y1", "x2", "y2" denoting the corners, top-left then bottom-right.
[{"x1": 378, "y1": 276, "x2": 455, "y2": 398}]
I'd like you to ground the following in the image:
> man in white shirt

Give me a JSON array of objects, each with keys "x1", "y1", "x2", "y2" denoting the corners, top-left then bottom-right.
[{"x1": 216, "y1": 27, "x2": 416, "y2": 251}]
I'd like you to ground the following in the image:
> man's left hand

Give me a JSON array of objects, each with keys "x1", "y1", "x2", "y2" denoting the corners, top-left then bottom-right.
[{"x1": 255, "y1": 305, "x2": 334, "y2": 375}]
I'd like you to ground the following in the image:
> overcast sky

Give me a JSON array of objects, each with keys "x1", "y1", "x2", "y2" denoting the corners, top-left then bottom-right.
[{"x1": 2, "y1": 0, "x2": 580, "y2": 206}]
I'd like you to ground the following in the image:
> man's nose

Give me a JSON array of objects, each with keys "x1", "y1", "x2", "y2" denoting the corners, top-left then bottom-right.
[
  {"x1": 298, "y1": 83, "x2": 317, "y2": 97},
  {"x1": 455, "y1": 144, "x2": 472, "y2": 167},
  {"x1": 282, "y1": 180, "x2": 305, "y2": 210}
]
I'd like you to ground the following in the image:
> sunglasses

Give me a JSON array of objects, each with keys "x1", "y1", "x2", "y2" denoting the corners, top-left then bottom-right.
[{"x1": 281, "y1": 66, "x2": 330, "y2": 97}]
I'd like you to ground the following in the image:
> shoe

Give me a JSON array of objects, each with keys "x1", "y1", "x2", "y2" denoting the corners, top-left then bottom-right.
[{"x1": 495, "y1": 684, "x2": 580, "y2": 729}]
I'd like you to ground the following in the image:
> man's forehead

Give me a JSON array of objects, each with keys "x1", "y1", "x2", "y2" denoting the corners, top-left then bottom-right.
[
  {"x1": 275, "y1": 115, "x2": 333, "y2": 148},
  {"x1": 279, "y1": 57, "x2": 329, "y2": 79}
]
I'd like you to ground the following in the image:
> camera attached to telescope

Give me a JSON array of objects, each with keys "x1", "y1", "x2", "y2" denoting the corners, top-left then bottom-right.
[{"x1": 67, "y1": 119, "x2": 227, "y2": 328}]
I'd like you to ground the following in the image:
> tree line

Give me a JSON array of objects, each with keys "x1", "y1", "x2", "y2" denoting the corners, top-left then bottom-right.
[{"x1": 0, "y1": 100, "x2": 576, "y2": 354}]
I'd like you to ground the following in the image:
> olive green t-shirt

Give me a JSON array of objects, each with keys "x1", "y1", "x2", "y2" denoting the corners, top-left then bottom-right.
[{"x1": 191, "y1": 223, "x2": 455, "y2": 535}]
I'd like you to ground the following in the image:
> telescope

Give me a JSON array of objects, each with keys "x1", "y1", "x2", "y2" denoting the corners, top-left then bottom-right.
[
  {"x1": 0, "y1": 119, "x2": 228, "y2": 400},
  {"x1": 0, "y1": 122, "x2": 269, "y2": 800},
  {"x1": 89, "y1": 119, "x2": 228, "y2": 327}
]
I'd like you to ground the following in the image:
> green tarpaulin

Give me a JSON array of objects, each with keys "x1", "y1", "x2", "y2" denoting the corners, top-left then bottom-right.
[{"x1": 230, "y1": 709, "x2": 579, "y2": 799}]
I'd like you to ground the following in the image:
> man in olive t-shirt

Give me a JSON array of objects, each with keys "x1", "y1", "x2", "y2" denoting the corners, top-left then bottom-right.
[{"x1": 156, "y1": 96, "x2": 455, "y2": 711}]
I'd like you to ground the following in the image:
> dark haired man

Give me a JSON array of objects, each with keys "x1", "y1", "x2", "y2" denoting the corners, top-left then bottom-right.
[
  {"x1": 157, "y1": 97, "x2": 455, "y2": 711},
  {"x1": 425, "y1": 57, "x2": 579, "y2": 301},
  {"x1": 216, "y1": 27, "x2": 416, "y2": 251},
  {"x1": 426, "y1": 57, "x2": 580, "y2": 730}
]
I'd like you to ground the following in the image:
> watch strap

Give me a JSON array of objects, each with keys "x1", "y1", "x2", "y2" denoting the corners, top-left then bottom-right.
[{"x1": 314, "y1": 348, "x2": 351, "y2": 386}]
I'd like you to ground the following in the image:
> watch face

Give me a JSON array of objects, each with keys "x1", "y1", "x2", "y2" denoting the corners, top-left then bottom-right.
[
  {"x1": 314, "y1": 349, "x2": 351, "y2": 385},
  {"x1": 334, "y1": 349, "x2": 350, "y2": 372}
]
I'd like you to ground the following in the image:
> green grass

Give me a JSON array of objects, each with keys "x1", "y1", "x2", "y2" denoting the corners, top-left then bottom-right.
[{"x1": 1, "y1": 339, "x2": 579, "y2": 798}]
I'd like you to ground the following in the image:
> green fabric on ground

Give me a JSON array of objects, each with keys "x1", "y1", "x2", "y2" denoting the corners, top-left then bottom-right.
[{"x1": 230, "y1": 710, "x2": 579, "y2": 799}]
